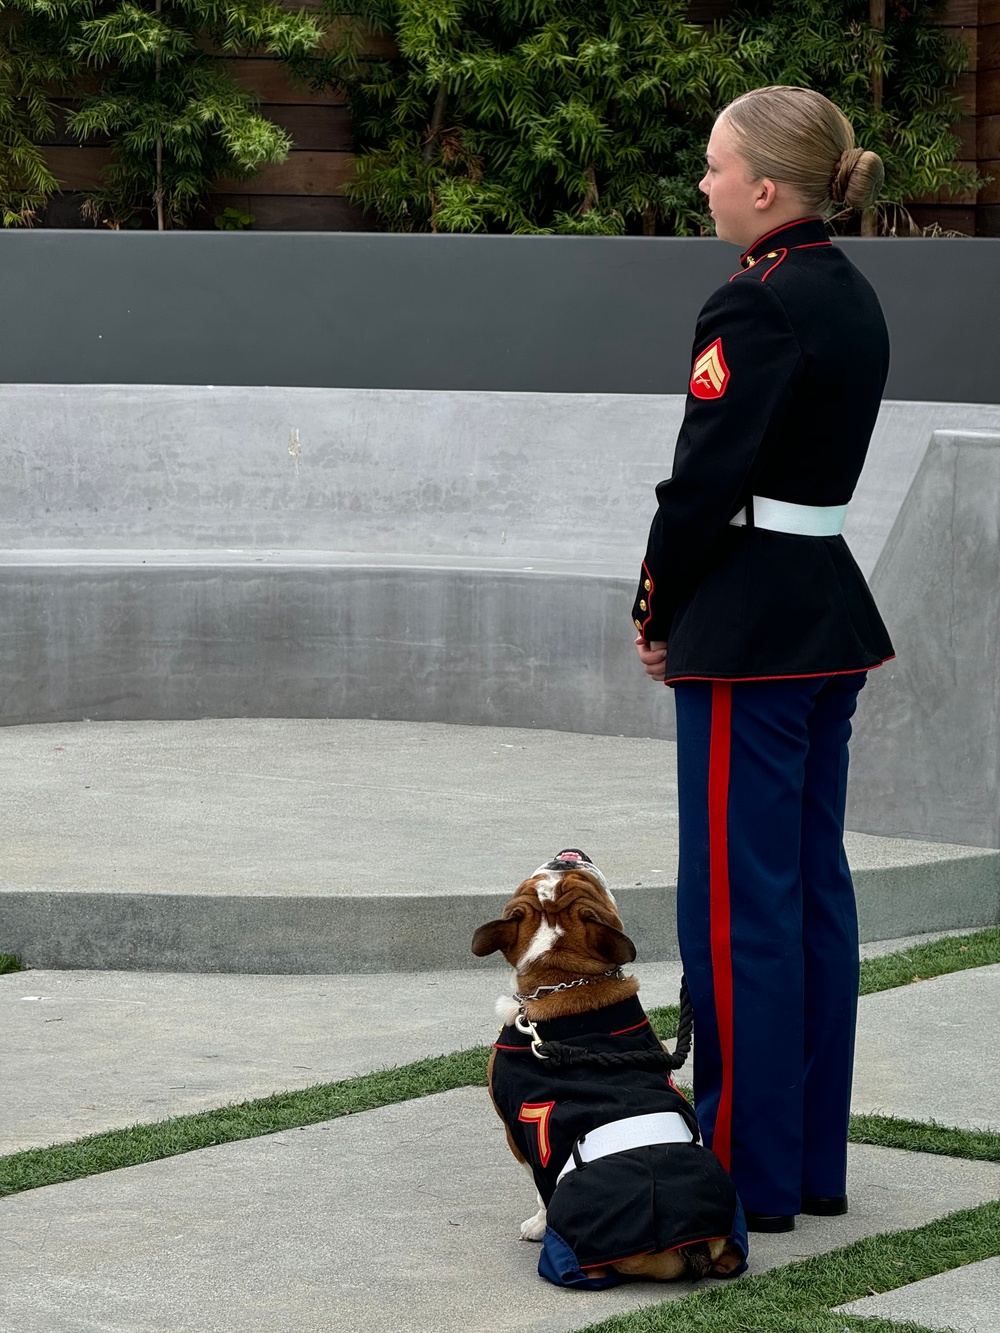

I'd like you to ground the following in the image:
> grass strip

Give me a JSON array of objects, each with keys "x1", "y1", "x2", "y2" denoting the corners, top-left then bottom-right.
[
  {"x1": 850, "y1": 1111, "x2": 1000, "y2": 1163},
  {"x1": 0, "y1": 954, "x2": 24, "y2": 976},
  {"x1": 3, "y1": 929, "x2": 998, "y2": 1200},
  {"x1": 572, "y1": 1199, "x2": 1000, "y2": 1333},
  {"x1": 0, "y1": 1045, "x2": 488, "y2": 1198},
  {"x1": 859, "y1": 927, "x2": 1000, "y2": 996}
]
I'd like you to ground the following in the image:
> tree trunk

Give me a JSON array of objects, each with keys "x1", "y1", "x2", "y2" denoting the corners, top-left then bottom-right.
[
  {"x1": 422, "y1": 82, "x2": 449, "y2": 166},
  {"x1": 863, "y1": 0, "x2": 885, "y2": 238},
  {"x1": 155, "y1": 0, "x2": 164, "y2": 231}
]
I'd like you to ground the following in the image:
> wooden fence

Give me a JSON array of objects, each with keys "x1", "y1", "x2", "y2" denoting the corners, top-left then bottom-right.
[{"x1": 38, "y1": 0, "x2": 999, "y2": 235}]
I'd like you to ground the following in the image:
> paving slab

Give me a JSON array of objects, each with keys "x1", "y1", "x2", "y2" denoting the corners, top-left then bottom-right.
[
  {"x1": 3, "y1": 1089, "x2": 1000, "y2": 1333},
  {"x1": 836, "y1": 1257, "x2": 1000, "y2": 1332},
  {"x1": 852, "y1": 965, "x2": 1000, "y2": 1131},
  {"x1": 0, "y1": 931, "x2": 974, "y2": 1155},
  {"x1": 2, "y1": 718, "x2": 996, "y2": 972},
  {"x1": 0, "y1": 961, "x2": 685, "y2": 1154}
]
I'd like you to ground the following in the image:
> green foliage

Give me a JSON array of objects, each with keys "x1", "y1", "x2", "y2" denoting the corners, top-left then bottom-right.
[
  {"x1": 0, "y1": 32, "x2": 66, "y2": 224},
  {"x1": 301, "y1": 0, "x2": 750, "y2": 235},
  {"x1": 5, "y1": 0, "x2": 322, "y2": 227},
  {"x1": 731, "y1": 0, "x2": 984, "y2": 223},
  {"x1": 303, "y1": 0, "x2": 981, "y2": 234},
  {"x1": 0, "y1": 953, "x2": 25, "y2": 975},
  {"x1": 214, "y1": 202, "x2": 254, "y2": 227}
]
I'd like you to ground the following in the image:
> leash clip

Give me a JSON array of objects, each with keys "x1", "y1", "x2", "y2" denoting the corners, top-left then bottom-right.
[{"x1": 515, "y1": 1009, "x2": 549, "y2": 1061}]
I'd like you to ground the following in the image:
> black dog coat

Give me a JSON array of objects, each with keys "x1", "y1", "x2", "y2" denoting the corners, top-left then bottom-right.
[{"x1": 491, "y1": 995, "x2": 748, "y2": 1285}]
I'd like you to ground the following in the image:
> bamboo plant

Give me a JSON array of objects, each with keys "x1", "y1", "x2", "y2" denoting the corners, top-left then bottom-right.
[{"x1": 5, "y1": 0, "x2": 322, "y2": 227}]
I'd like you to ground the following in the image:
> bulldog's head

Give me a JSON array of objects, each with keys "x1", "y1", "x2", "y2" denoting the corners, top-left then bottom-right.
[{"x1": 471, "y1": 849, "x2": 636, "y2": 977}]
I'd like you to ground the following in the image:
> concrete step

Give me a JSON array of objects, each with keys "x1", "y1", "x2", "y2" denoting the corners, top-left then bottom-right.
[{"x1": 2, "y1": 718, "x2": 997, "y2": 974}]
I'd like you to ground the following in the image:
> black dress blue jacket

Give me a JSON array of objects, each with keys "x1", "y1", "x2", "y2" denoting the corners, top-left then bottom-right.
[
  {"x1": 491, "y1": 996, "x2": 746, "y2": 1281},
  {"x1": 632, "y1": 216, "x2": 894, "y2": 683}
]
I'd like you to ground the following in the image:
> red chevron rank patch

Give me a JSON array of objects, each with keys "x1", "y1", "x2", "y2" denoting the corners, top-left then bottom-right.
[{"x1": 690, "y1": 337, "x2": 730, "y2": 400}]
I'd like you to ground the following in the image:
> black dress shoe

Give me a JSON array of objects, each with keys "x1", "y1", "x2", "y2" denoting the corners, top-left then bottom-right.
[
  {"x1": 744, "y1": 1211, "x2": 795, "y2": 1233},
  {"x1": 802, "y1": 1195, "x2": 848, "y2": 1216}
]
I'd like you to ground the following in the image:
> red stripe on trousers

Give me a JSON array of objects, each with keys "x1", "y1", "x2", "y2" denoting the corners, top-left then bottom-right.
[{"x1": 708, "y1": 681, "x2": 735, "y2": 1171}]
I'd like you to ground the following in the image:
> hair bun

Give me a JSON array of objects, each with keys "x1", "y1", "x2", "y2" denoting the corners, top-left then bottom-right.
[{"x1": 831, "y1": 146, "x2": 884, "y2": 211}]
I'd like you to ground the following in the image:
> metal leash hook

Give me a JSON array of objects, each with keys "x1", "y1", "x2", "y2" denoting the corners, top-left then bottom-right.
[{"x1": 515, "y1": 1009, "x2": 549, "y2": 1061}]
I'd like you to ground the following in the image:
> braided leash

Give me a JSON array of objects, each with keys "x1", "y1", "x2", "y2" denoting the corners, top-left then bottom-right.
[{"x1": 515, "y1": 976, "x2": 694, "y2": 1072}]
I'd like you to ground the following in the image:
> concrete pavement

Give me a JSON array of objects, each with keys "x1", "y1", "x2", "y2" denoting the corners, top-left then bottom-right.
[
  {"x1": 3, "y1": 718, "x2": 997, "y2": 972},
  {"x1": 3, "y1": 943, "x2": 1000, "y2": 1331},
  {"x1": 2, "y1": 1091, "x2": 999, "y2": 1333}
]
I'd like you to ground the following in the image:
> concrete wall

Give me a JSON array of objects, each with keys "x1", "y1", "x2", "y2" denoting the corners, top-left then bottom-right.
[
  {"x1": 1, "y1": 386, "x2": 998, "y2": 792},
  {"x1": 849, "y1": 430, "x2": 1000, "y2": 849},
  {"x1": 1, "y1": 232, "x2": 999, "y2": 402}
]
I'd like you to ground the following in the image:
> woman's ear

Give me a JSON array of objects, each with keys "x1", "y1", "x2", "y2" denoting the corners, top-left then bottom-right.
[{"x1": 471, "y1": 918, "x2": 520, "y2": 957}]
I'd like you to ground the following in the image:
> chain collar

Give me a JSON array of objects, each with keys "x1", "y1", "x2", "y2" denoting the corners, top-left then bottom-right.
[{"x1": 513, "y1": 968, "x2": 623, "y2": 1005}]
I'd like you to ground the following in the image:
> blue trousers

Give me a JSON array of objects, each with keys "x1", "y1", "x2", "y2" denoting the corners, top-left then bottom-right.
[{"x1": 674, "y1": 672, "x2": 866, "y2": 1217}]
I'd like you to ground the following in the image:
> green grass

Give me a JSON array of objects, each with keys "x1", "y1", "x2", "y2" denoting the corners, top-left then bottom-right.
[
  {"x1": 571, "y1": 1200, "x2": 1000, "y2": 1333},
  {"x1": 849, "y1": 1112, "x2": 1000, "y2": 1163},
  {"x1": 4, "y1": 927, "x2": 1000, "y2": 1201},
  {"x1": 859, "y1": 928, "x2": 1000, "y2": 996},
  {"x1": 0, "y1": 954, "x2": 24, "y2": 976}
]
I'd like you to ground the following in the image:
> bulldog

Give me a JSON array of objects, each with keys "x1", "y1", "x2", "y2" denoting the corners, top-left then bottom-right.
[{"x1": 472, "y1": 849, "x2": 747, "y2": 1288}]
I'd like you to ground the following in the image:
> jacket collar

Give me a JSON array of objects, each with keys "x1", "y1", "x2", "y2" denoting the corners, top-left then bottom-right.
[
  {"x1": 496, "y1": 994, "x2": 649, "y2": 1048},
  {"x1": 739, "y1": 216, "x2": 830, "y2": 269}
]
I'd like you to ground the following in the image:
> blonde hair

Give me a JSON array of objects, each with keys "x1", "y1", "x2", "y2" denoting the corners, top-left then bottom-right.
[{"x1": 720, "y1": 86, "x2": 884, "y2": 215}]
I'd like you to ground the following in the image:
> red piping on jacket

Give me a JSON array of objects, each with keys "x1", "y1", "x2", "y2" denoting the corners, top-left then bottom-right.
[
  {"x1": 579, "y1": 1236, "x2": 730, "y2": 1270},
  {"x1": 664, "y1": 656, "x2": 894, "y2": 686},
  {"x1": 707, "y1": 682, "x2": 735, "y2": 1173},
  {"x1": 759, "y1": 248, "x2": 788, "y2": 282},
  {"x1": 639, "y1": 560, "x2": 655, "y2": 637},
  {"x1": 740, "y1": 216, "x2": 824, "y2": 262}
]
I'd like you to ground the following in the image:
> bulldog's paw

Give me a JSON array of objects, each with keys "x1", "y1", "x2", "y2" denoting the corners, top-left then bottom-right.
[{"x1": 519, "y1": 1206, "x2": 547, "y2": 1242}]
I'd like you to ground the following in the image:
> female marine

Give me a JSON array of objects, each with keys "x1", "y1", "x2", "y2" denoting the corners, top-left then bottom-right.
[{"x1": 634, "y1": 85, "x2": 893, "y2": 1232}]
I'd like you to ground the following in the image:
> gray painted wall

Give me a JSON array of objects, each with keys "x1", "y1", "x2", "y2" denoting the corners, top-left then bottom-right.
[{"x1": 1, "y1": 232, "x2": 998, "y2": 402}]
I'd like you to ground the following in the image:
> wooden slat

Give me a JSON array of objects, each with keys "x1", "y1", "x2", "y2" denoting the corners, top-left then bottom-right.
[
  {"x1": 978, "y1": 159, "x2": 1000, "y2": 202},
  {"x1": 978, "y1": 113, "x2": 1000, "y2": 159},
  {"x1": 204, "y1": 192, "x2": 374, "y2": 230},
  {"x1": 214, "y1": 149, "x2": 354, "y2": 194},
  {"x1": 219, "y1": 57, "x2": 347, "y2": 105},
  {"x1": 977, "y1": 202, "x2": 1000, "y2": 234},
  {"x1": 195, "y1": 22, "x2": 395, "y2": 56},
  {"x1": 44, "y1": 145, "x2": 112, "y2": 191},
  {"x1": 978, "y1": 23, "x2": 1000, "y2": 71},
  {"x1": 956, "y1": 71, "x2": 977, "y2": 113},
  {"x1": 981, "y1": 0, "x2": 1000, "y2": 24},
  {"x1": 940, "y1": 24, "x2": 978, "y2": 71},
  {"x1": 904, "y1": 203, "x2": 977, "y2": 235},
  {"x1": 908, "y1": 180, "x2": 979, "y2": 206},
  {"x1": 979, "y1": 67, "x2": 1000, "y2": 115},
  {"x1": 954, "y1": 115, "x2": 978, "y2": 159},
  {"x1": 928, "y1": 0, "x2": 978, "y2": 23},
  {"x1": 260, "y1": 105, "x2": 352, "y2": 151},
  {"x1": 686, "y1": 0, "x2": 734, "y2": 19}
]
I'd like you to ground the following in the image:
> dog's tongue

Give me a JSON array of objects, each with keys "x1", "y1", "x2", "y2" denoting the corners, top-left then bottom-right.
[{"x1": 555, "y1": 848, "x2": 589, "y2": 863}]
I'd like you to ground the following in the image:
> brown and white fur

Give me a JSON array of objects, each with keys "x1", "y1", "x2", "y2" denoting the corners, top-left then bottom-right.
[{"x1": 473, "y1": 851, "x2": 742, "y2": 1282}]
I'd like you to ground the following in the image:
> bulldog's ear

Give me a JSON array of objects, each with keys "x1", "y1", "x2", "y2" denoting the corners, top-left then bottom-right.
[
  {"x1": 472, "y1": 918, "x2": 521, "y2": 957},
  {"x1": 584, "y1": 920, "x2": 637, "y2": 965}
]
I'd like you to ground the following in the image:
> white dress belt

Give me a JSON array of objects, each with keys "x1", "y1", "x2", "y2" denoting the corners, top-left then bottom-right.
[
  {"x1": 730, "y1": 496, "x2": 848, "y2": 537},
  {"x1": 555, "y1": 1111, "x2": 694, "y2": 1183}
]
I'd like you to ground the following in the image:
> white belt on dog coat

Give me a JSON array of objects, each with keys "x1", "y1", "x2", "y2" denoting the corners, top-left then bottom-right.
[
  {"x1": 730, "y1": 496, "x2": 848, "y2": 537},
  {"x1": 555, "y1": 1111, "x2": 694, "y2": 1183}
]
